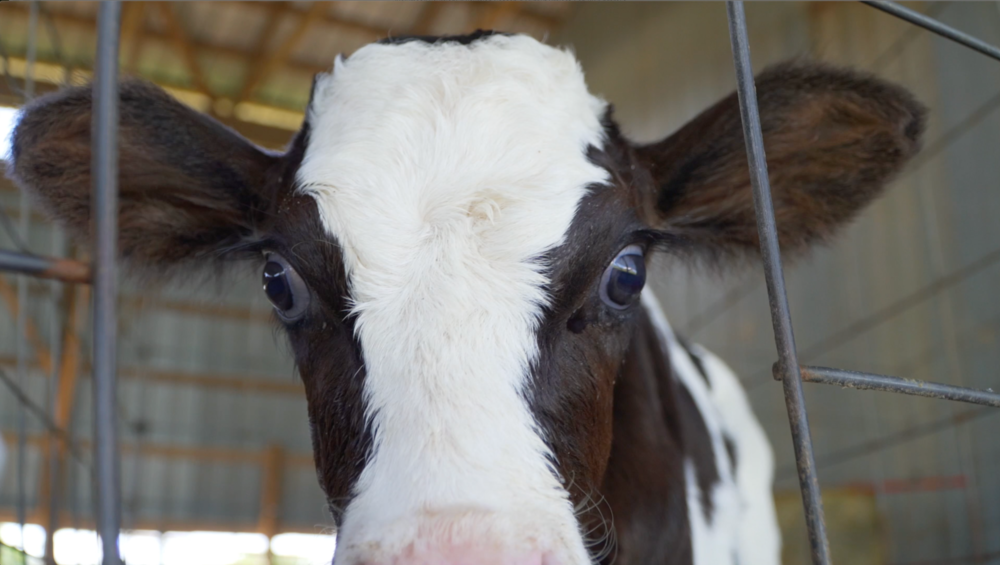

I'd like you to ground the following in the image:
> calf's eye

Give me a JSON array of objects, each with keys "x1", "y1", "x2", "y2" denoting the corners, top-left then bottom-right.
[
  {"x1": 600, "y1": 245, "x2": 646, "y2": 310},
  {"x1": 262, "y1": 254, "x2": 311, "y2": 322}
]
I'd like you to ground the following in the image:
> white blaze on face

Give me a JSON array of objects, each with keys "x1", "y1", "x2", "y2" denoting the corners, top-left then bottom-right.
[{"x1": 297, "y1": 35, "x2": 609, "y2": 562}]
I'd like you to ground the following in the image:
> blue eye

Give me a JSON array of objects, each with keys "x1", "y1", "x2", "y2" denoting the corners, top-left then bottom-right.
[
  {"x1": 600, "y1": 245, "x2": 646, "y2": 310},
  {"x1": 262, "y1": 254, "x2": 311, "y2": 322}
]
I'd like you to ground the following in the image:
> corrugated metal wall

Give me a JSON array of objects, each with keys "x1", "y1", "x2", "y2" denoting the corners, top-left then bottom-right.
[
  {"x1": 558, "y1": 2, "x2": 1000, "y2": 563},
  {"x1": 0, "y1": 179, "x2": 328, "y2": 531},
  {"x1": 0, "y1": 1, "x2": 997, "y2": 561}
]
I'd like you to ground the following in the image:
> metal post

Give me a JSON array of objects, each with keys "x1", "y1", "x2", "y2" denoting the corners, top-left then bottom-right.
[
  {"x1": 92, "y1": 3, "x2": 122, "y2": 565},
  {"x1": 724, "y1": 3, "x2": 832, "y2": 564}
]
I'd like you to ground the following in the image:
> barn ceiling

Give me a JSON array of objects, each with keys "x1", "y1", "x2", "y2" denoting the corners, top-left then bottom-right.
[{"x1": 0, "y1": 1, "x2": 575, "y2": 148}]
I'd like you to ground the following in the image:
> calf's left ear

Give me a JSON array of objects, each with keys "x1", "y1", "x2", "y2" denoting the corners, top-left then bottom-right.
[
  {"x1": 635, "y1": 61, "x2": 926, "y2": 261},
  {"x1": 6, "y1": 80, "x2": 281, "y2": 274}
]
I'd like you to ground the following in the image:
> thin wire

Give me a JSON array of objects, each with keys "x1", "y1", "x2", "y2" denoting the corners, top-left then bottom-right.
[
  {"x1": 746, "y1": 242, "x2": 1000, "y2": 389},
  {"x1": 0, "y1": 209, "x2": 30, "y2": 253},
  {"x1": 679, "y1": 1, "x2": 952, "y2": 340},
  {"x1": 683, "y1": 277, "x2": 761, "y2": 336},
  {"x1": 867, "y1": 1, "x2": 950, "y2": 71},
  {"x1": 0, "y1": 366, "x2": 91, "y2": 470},
  {"x1": 776, "y1": 405, "x2": 998, "y2": 481}
]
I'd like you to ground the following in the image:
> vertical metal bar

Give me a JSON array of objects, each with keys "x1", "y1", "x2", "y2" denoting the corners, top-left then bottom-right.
[
  {"x1": 724, "y1": 3, "x2": 833, "y2": 564},
  {"x1": 15, "y1": 2, "x2": 40, "y2": 557},
  {"x1": 92, "y1": 3, "x2": 122, "y2": 565}
]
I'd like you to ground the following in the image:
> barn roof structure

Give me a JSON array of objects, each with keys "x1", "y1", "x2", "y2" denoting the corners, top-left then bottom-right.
[{"x1": 2, "y1": 3, "x2": 1000, "y2": 565}]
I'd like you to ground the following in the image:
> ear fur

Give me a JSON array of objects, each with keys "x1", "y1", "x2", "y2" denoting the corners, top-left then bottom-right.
[
  {"x1": 6, "y1": 80, "x2": 280, "y2": 274},
  {"x1": 635, "y1": 60, "x2": 926, "y2": 263}
]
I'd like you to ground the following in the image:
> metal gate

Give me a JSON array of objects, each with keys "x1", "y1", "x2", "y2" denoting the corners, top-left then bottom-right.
[{"x1": 0, "y1": 2, "x2": 998, "y2": 564}]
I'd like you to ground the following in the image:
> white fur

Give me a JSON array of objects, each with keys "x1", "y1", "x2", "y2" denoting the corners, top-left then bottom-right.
[
  {"x1": 297, "y1": 35, "x2": 608, "y2": 563},
  {"x1": 642, "y1": 291, "x2": 780, "y2": 565}
]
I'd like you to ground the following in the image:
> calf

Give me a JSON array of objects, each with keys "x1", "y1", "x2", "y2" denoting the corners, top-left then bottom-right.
[{"x1": 8, "y1": 32, "x2": 923, "y2": 565}]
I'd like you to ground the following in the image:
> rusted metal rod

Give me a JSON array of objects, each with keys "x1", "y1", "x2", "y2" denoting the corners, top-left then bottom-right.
[
  {"x1": 725, "y1": 2, "x2": 832, "y2": 564},
  {"x1": 0, "y1": 249, "x2": 91, "y2": 284},
  {"x1": 774, "y1": 365, "x2": 1000, "y2": 408}
]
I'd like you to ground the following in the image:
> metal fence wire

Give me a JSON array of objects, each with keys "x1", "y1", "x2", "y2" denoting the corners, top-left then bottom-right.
[
  {"x1": 0, "y1": 1, "x2": 999, "y2": 564},
  {"x1": 725, "y1": 2, "x2": 1000, "y2": 565}
]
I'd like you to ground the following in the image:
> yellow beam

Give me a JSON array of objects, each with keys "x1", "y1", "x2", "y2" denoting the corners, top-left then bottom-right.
[
  {"x1": 257, "y1": 444, "x2": 286, "y2": 537},
  {"x1": 0, "y1": 276, "x2": 54, "y2": 375},
  {"x1": 239, "y1": 2, "x2": 327, "y2": 104},
  {"x1": 155, "y1": 2, "x2": 212, "y2": 96}
]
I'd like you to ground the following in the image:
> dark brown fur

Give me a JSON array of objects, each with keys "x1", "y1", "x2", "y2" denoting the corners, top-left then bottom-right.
[{"x1": 6, "y1": 39, "x2": 926, "y2": 564}]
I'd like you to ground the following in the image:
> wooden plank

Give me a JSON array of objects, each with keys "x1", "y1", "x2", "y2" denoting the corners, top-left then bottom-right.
[
  {"x1": 0, "y1": 275, "x2": 54, "y2": 375},
  {"x1": 237, "y1": 0, "x2": 387, "y2": 37},
  {"x1": 0, "y1": 355, "x2": 305, "y2": 395},
  {"x1": 34, "y1": 284, "x2": 86, "y2": 533},
  {"x1": 120, "y1": 2, "x2": 147, "y2": 73},
  {"x1": 475, "y1": 2, "x2": 521, "y2": 31},
  {"x1": 1, "y1": 4, "x2": 329, "y2": 76},
  {"x1": 235, "y1": 2, "x2": 294, "y2": 103},
  {"x1": 411, "y1": 2, "x2": 444, "y2": 35},
  {"x1": 257, "y1": 444, "x2": 285, "y2": 536},
  {"x1": 239, "y1": 1, "x2": 327, "y2": 103},
  {"x1": 0, "y1": 431, "x2": 314, "y2": 467},
  {"x1": 156, "y1": 2, "x2": 212, "y2": 96}
]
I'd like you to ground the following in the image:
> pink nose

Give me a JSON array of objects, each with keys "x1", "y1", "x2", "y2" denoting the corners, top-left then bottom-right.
[{"x1": 378, "y1": 546, "x2": 548, "y2": 565}]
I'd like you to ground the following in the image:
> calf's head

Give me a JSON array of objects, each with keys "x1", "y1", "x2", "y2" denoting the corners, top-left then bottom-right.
[{"x1": 8, "y1": 33, "x2": 923, "y2": 565}]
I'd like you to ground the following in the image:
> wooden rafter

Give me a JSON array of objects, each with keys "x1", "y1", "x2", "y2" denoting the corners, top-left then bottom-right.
[
  {"x1": 411, "y1": 2, "x2": 445, "y2": 35},
  {"x1": 0, "y1": 355, "x2": 305, "y2": 395},
  {"x1": 0, "y1": 4, "x2": 331, "y2": 77},
  {"x1": 34, "y1": 284, "x2": 87, "y2": 530},
  {"x1": 120, "y1": 2, "x2": 147, "y2": 74},
  {"x1": 239, "y1": 2, "x2": 327, "y2": 104},
  {"x1": 475, "y1": 2, "x2": 522, "y2": 31},
  {"x1": 2, "y1": 431, "x2": 314, "y2": 468},
  {"x1": 0, "y1": 276, "x2": 54, "y2": 375},
  {"x1": 235, "y1": 2, "x2": 294, "y2": 103},
  {"x1": 155, "y1": 2, "x2": 211, "y2": 96},
  {"x1": 257, "y1": 444, "x2": 286, "y2": 537},
  {"x1": 237, "y1": 0, "x2": 388, "y2": 38}
]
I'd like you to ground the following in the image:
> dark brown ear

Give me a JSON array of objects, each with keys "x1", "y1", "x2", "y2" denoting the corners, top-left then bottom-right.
[
  {"x1": 6, "y1": 80, "x2": 280, "y2": 272},
  {"x1": 635, "y1": 61, "x2": 926, "y2": 262}
]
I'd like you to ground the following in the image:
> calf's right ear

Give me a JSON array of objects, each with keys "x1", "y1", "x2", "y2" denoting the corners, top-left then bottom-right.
[{"x1": 6, "y1": 80, "x2": 281, "y2": 273}]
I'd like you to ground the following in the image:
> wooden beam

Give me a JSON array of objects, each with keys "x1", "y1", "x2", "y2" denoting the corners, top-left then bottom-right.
[
  {"x1": 0, "y1": 58, "x2": 296, "y2": 149},
  {"x1": 1, "y1": 431, "x2": 314, "y2": 467},
  {"x1": 411, "y1": 2, "x2": 445, "y2": 35},
  {"x1": 475, "y1": 2, "x2": 522, "y2": 31},
  {"x1": 257, "y1": 444, "x2": 285, "y2": 537},
  {"x1": 239, "y1": 2, "x2": 327, "y2": 103},
  {"x1": 0, "y1": 355, "x2": 305, "y2": 395},
  {"x1": 156, "y1": 2, "x2": 212, "y2": 96},
  {"x1": 235, "y1": 2, "x2": 294, "y2": 103},
  {"x1": 2, "y1": 4, "x2": 330, "y2": 77},
  {"x1": 35, "y1": 284, "x2": 87, "y2": 535},
  {"x1": 0, "y1": 275, "x2": 54, "y2": 375},
  {"x1": 119, "y1": 295, "x2": 273, "y2": 324},
  {"x1": 237, "y1": 1, "x2": 387, "y2": 38},
  {"x1": 120, "y1": 2, "x2": 147, "y2": 74},
  {"x1": 0, "y1": 508, "x2": 329, "y2": 536}
]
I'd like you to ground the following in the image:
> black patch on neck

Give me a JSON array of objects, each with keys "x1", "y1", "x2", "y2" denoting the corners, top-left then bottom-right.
[{"x1": 379, "y1": 29, "x2": 510, "y2": 46}]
